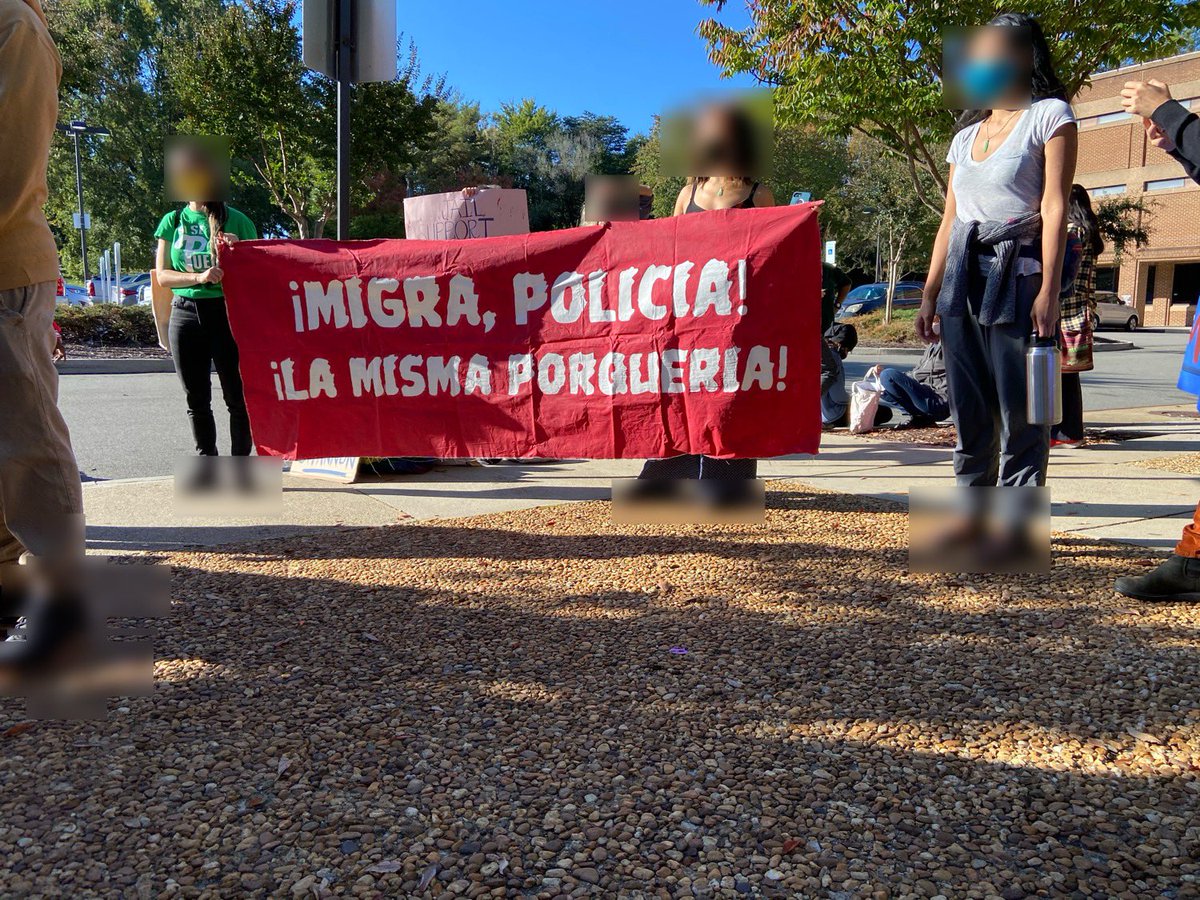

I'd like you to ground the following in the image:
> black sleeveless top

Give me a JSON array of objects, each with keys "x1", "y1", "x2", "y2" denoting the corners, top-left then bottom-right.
[{"x1": 685, "y1": 180, "x2": 759, "y2": 213}]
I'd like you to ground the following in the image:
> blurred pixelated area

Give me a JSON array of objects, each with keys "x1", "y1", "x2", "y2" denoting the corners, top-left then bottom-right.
[
  {"x1": 909, "y1": 486, "x2": 1051, "y2": 574},
  {"x1": 659, "y1": 91, "x2": 774, "y2": 179},
  {"x1": 1, "y1": 559, "x2": 169, "y2": 719},
  {"x1": 165, "y1": 135, "x2": 231, "y2": 203},
  {"x1": 612, "y1": 477, "x2": 765, "y2": 525}
]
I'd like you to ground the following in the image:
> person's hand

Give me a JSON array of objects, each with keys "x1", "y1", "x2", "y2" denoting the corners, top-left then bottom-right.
[
  {"x1": 461, "y1": 186, "x2": 479, "y2": 198},
  {"x1": 1120, "y1": 79, "x2": 1171, "y2": 118},
  {"x1": 52, "y1": 334, "x2": 66, "y2": 361},
  {"x1": 1144, "y1": 117, "x2": 1177, "y2": 153},
  {"x1": 199, "y1": 266, "x2": 224, "y2": 285},
  {"x1": 1031, "y1": 290, "x2": 1059, "y2": 338},
  {"x1": 866, "y1": 364, "x2": 882, "y2": 379},
  {"x1": 216, "y1": 232, "x2": 240, "y2": 247},
  {"x1": 914, "y1": 300, "x2": 939, "y2": 344}
]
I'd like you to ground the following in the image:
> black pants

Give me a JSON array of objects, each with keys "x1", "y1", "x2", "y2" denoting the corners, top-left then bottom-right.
[
  {"x1": 169, "y1": 296, "x2": 252, "y2": 456},
  {"x1": 940, "y1": 258, "x2": 1049, "y2": 487},
  {"x1": 1055, "y1": 372, "x2": 1084, "y2": 442},
  {"x1": 638, "y1": 456, "x2": 757, "y2": 480}
]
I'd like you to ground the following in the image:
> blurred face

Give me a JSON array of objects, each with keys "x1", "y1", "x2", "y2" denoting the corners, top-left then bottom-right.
[
  {"x1": 945, "y1": 26, "x2": 1032, "y2": 109},
  {"x1": 166, "y1": 136, "x2": 230, "y2": 202},
  {"x1": 691, "y1": 106, "x2": 746, "y2": 177}
]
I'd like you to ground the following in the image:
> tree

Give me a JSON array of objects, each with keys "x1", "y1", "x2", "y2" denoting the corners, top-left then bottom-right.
[
  {"x1": 167, "y1": 0, "x2": 444, "y2": 238},
  {"x1": 1095, "y1": 193, "x2": 1155, "y2": 265},
  {"x1": 698, "y1": 0, "x2": 1200, "y2": 211},
  {"x1": 835, "y1": 137, "x2": 940, "y2": 322}
]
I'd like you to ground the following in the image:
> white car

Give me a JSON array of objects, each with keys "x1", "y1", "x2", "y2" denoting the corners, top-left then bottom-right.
[{"x1": 1093, "y1": 291, "x2": 1139, "y2": 331}]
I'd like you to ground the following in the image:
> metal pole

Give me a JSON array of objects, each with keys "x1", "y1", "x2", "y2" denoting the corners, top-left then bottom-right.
[
  {"x1": 335, "y1": 0, "x2": 353, "y2": 240},
  {"x1": 874, "y1": 233, "x2": 881, "y2": 282},
  {"x1": 73, "y1": 132, "x2": 89, "y2": 282}
]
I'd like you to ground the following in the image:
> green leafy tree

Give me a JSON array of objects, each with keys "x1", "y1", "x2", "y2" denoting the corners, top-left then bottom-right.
[
  {"x1": 45, "y1": 0, "x2": 200, "y2": 277},
  {"x1": 167, "y1": 0, "x2": 443, "y2": 238},
  {"x1": 1095, "y1": 194, "x2": 1155, "y2": 265},
  {"x1": 699, "y1": 0, "x2": 1200, "y2": 211},
  {"x1": 834, "y1": 137, "x2": 941, "y2": 322}
]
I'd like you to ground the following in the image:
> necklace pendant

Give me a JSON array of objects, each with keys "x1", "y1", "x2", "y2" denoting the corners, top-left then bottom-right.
[
  {"x1": 717, "y1": 187, "x2": 724, "y2": 197},
  {"x1": 983, "y1": 138, "x2": 990, "y2": 152}
]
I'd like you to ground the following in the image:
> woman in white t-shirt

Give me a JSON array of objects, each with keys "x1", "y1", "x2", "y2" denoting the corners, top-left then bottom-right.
[{"x1": 916, "y1": 13, "x2": 1077, "y2": 488}]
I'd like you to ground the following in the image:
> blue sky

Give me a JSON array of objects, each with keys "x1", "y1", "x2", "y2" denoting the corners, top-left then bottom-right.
[{"x1": 395, "y1": 0, "x2": 758, "y2": 135}]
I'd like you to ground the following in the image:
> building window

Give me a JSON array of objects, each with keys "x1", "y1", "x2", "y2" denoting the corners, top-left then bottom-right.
[
  {"x1": 1145, "y1": 177, "x2": 1188, "y2": 191},
  {"x1": 1089, "y1": 184, "x2": 1125, "y2": 197},
  {"x1": 1095, "y1": 110, "x2": 1131, "y2": 125}
]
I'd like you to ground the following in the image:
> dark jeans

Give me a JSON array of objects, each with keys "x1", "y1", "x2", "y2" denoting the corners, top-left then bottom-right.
[
  {"x1": 1054, "y1": 372, "x2": 1084, "y2": 442},
  {"x1": 940, "y1": 259, "x2": 1049, "y2": 487},
  {"x1": 638, "y1": 456, "x2": 757, "y2": 480},
  {"x1": 169, "y1": 296, "x2": 252, "y2": 456},
  {"x1": 878, "y1": 369, "x2": 950, "y2": 422}
]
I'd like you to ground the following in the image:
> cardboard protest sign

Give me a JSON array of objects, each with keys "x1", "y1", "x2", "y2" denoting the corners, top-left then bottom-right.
[
  {"x1": 290, "y1": 457, "x2": 361, "y2": 482},
  {"x1": 220, "y1": 204, "x2": 822, "y2": 460},
  {"x1": 403, "y1": 188, "x2": 529, "y2": 240}
]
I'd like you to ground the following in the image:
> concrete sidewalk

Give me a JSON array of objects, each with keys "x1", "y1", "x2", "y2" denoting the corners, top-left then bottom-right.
[{"x1": 81, "y1": 404, "x2": 1200, "y2": 554}]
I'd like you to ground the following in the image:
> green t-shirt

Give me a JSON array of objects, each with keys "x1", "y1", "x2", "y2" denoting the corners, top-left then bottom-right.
[{"x1": 153, "y1": 205, "x2": 257, "y2": 299}]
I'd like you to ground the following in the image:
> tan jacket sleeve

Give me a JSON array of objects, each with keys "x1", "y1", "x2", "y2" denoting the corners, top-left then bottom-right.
[{"x1": 0, "y1": 9, "x2": 62, "y2": 289}]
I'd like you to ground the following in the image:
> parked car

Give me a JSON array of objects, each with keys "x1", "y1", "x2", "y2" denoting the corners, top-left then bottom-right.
[
  {"x1": 55, "y1": 271, "x2": 90, "y2": 306},
  {"x1": 835, "y1": 281, "x2": 925, "y2": 320},
  {"x1": 110, "y1": 272, "x2": 153, "y2": 305},
  {"x1": 1093, "y1": 291, "x2": 1139, "y2": 331}
]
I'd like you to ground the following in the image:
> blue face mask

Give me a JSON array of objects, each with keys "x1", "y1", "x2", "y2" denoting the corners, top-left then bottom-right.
[{"x1": 960, "y1": 58, "x2": 1018, "y2": 106}]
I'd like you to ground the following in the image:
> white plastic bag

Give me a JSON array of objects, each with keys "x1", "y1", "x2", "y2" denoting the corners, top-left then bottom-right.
[{"x1": 849, "y1": 375, "x2": 882, "y2": 434}]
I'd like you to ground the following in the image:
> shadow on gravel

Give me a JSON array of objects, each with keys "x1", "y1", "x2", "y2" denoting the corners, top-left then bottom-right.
[{"x1": 4, "y1": 487, "x2": 1197, "y2": 897}]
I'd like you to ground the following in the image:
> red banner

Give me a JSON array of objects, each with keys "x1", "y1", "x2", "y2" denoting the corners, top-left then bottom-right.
[{"x1": 220, "y1": 204, "x2": 822, "y2": 460}]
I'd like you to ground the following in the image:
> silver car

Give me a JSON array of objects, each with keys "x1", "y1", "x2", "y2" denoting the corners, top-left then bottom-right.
[{"x1": 1093, "y1": 291, "x2": 1139, "y2": 331}]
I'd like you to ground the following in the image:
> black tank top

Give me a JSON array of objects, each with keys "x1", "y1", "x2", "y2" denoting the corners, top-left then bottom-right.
[{"x1": 685, "y1": 179, "x2": 759, "y2": 213}]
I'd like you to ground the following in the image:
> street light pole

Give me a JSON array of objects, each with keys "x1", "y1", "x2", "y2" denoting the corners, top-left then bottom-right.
[
  {"x1": 334, "y1": 0, "x2": 353, "y2": 240},
  {"x1": 70, "y1": 130, "x2": 87, "y2": 281},
  {"x1": 56, "y1": 120, "x2": 110, "y2": 283}
]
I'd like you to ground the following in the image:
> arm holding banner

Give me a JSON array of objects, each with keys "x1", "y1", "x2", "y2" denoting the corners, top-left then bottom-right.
[{"x1": 220, "y1": 205, "x2": 823, "y2": 461}]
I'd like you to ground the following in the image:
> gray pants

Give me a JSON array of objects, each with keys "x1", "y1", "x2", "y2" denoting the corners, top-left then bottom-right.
[
  {"x1": 0, "y1": 282, "x2": 85, "y2": 578},
  {"x1": 940, "y1": 263, "x2": 1049, "y2": 487}
]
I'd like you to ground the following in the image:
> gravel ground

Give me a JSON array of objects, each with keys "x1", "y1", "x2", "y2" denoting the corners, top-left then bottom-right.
[
  {"x1": 2, "y1": 486, "x2": 1198, "y2": 899},
  {"x1": 1132, "y1": 453, "x2": 1200, "y2": 475}
]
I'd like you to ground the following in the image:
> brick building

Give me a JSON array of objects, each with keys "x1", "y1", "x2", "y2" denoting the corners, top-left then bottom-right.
[{"x1": 1074, "y1": 51, "x2": 1200, "y2": 326}]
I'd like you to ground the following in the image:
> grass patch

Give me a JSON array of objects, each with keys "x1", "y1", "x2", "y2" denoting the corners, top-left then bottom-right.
[
  {"x1": 55, "y1": 304, "x2": 157, "y2": 346},
  {"x1": 844, "y1": 308, "x2": 920, "y2": 346}
]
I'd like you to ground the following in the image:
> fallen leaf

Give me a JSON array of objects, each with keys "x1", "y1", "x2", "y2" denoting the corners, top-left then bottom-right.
[
  {"x1": 417, "y1": 863, "x2": 439, "y2": 891},
  {"x1": 366, "y1": 860, "x2": 403, "y2": 874},
  {"x1": 782, "y1": 837, "x2": 801, "y2": 853},
  {"x1": 3, "y1": 722, "x2": 35, "y2": 738},
  {"x1": 363, "y1": 633, "x2": 380, "y2": 642},
  {"x1": 277, "y1": 756, "x2": 292, "y2": 776}
]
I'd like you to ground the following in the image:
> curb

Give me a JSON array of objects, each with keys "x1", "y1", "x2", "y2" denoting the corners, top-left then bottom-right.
[
  {"x1": 59, "y1": 358, "x2": 175, "y2": 375},
  {"x1": 1095, "y1": 340, "x2": 1135, "y2": 352}
]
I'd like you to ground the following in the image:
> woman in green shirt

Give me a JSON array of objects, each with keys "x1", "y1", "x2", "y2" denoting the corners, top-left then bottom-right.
[{"x1": 154, "y1": 199, "x2": 257, "y2": 456}]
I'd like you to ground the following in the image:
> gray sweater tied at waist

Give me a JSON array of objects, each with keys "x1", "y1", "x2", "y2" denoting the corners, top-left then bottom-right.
[{"x1": 936, "y1": 212, "x2": 1042, "y2": 326}]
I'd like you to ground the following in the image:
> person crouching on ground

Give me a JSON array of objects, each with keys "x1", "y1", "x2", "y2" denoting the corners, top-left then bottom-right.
[
  {"x1": 821, "y1": 323, "x2": 892, "y2": 428},
  {"x1": 154, "y1": 139, "x2": 257, "y2": 458},
  {"x1": 865, "y1": 341, "x2": 950, "y2": 427}
]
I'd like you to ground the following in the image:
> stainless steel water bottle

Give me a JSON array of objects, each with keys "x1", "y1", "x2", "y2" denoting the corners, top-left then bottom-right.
[{"x1": 1026, "y1": 336, "x2": 1062, "y2": 426}]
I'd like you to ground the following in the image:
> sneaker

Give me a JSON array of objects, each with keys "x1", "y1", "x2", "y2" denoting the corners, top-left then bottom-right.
[
  {"x1": 1050, "y1": 437, "x2": 1081, "y2": 448},
  {"x1": 1114, "y1": 555, "x2": 1200, "y2": 602}
]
